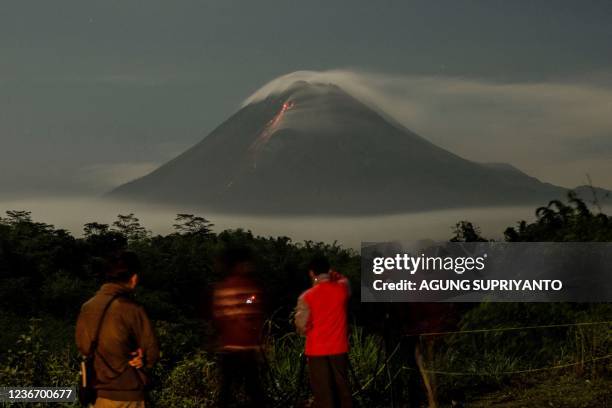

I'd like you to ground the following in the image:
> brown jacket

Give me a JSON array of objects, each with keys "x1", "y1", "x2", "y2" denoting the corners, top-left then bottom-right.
[{"x1": 75, "y1": 283, "x2": 159, "y2": 401}]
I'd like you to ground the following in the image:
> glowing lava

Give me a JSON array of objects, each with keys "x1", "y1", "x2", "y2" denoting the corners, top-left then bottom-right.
[{"x1": 249, "y1": 100, "x2": 295, "y2": 166}]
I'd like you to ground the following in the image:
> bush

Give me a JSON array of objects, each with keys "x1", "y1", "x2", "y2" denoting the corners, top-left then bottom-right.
[{"x1": 153, "y1": 351, "x2": 219, "y2": 407}]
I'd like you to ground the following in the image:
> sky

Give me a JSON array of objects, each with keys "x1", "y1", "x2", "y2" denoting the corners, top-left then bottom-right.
[{"x1": 1, "y1": 0, "x2": 611, "y2": 198}]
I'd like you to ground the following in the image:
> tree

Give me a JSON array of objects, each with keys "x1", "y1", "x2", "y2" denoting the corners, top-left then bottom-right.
[
  {"x1": 112, "y1": 214, "x2": 150, "y2": 242},
  {"x1": 504, "y1": 192, "x2": 612, "y2": 242},
  {"x1": 1, "y1": 210, "x2": 33, "y2": 225},
  {"x1": 83, "y1": 222, "x2": 110, "y2": 237},
  {"x1": 450, "y1": 221, "x2": 487, "y2": 242},
  {"x1": 173, "y1": 214, "x2": 214, "y2": 236},
  {"x1": 83, "y1": 221, "x2": 127, "y2": 257}
]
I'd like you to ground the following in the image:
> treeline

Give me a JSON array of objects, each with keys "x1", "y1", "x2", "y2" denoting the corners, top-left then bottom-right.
[{"x1": 0, "y1": 211, "x2": 359, "y2": 324}]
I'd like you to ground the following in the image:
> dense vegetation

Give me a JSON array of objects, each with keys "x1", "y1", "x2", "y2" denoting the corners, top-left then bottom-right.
[{"x1": 0, "y1": 193, "x2": 611, "y2": 407}]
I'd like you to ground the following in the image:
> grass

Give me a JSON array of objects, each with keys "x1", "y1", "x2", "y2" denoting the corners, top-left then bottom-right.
[
  {"x1": 0, "y1": 316, "x2": 610, "y2": 407},
  {"x1": 470, "y1": 374, "x2": 612, "y2": 407}
]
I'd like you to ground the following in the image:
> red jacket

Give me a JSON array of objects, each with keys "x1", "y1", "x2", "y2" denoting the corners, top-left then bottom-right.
[{"x1": 295, "y1": 274, "x2": 350, "y2": 356}]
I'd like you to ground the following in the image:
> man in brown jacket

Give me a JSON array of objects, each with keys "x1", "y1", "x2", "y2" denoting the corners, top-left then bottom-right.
[{"x1": 76, "y1": 251, "x2": 159, "y2": 408}]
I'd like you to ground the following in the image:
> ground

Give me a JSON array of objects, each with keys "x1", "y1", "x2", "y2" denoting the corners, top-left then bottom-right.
[{"x1": 470, "y1": 374, "x2": 612, "y2": 407}]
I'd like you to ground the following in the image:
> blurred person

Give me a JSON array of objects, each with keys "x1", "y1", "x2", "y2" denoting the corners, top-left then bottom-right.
[
  {"x1": 76, "y1": 251, "x2": 159, "y2": 408},
  {"x1": 212, "y1": 245, "x2": 266, "y2": 407},
  {"x1": 295, "y1": 255, "x2": 352, "y2": 408}
]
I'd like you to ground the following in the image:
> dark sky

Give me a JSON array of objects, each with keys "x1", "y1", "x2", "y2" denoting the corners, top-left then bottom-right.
[{"x1": 1, "y1": 0, "x2": 611, "y2": 197}]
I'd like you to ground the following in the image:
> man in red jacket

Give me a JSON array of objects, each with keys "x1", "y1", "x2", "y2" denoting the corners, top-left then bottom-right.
[{"x1": 295, "y1": 255, "x2": 352, "y2": 408}]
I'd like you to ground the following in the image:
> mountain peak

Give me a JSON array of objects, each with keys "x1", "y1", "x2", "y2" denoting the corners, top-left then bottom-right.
[
  {"x1": 241, "y1": 70, "x2": 356, "y2": 107},
  {"x1": 277, "y1": 79, "x2": 340, "y2": 94},
  {"x1": 253, "y1": 79, "x2": 354, "y2": 109},
  {"x1": 109, "y1": 75, "x2": 569, "y2": 214}
]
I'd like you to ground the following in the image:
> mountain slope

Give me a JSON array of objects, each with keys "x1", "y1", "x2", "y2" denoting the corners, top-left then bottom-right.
[{"x1": 110, "y1": 81, "x2": 569, "y2": 214}]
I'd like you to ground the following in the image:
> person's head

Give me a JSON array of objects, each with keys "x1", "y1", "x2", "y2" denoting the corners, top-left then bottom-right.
[
  {"x1": 217, "y1": 245, "x2": 254, "y2": 276},
  {"x1": 105, "y1": 251, "x2": 141, "y2": 289},
  {"x1": 308, "y1": 254, "x2": 330, "y2": 281}
]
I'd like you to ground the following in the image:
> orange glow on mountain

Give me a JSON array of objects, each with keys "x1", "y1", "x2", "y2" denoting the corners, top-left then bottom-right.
[{"x1": 249, "y1": 100, "x2": 295, "y2": 166}]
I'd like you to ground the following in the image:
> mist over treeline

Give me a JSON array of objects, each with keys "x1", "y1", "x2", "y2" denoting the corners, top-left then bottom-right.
[
  {"x1": 0, "y1": 196, "x2": 556, "y2": 248},
  {"x1": 1, "y1": 191, "x2": 611, "y2": 323}
]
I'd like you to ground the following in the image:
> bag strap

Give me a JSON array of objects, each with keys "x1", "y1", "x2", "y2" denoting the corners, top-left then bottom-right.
[{"x1": 88, "y1": 294, "x2": 121, "y2": 356}]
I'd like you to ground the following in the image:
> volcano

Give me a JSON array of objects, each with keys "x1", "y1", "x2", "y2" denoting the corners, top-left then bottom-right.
[{"x1": 109, "y1": 80, "x2": 572, "y2": 214}]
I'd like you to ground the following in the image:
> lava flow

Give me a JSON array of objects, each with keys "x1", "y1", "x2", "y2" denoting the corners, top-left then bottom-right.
[{"x1": 249, "y1": 100, "x2": 295, "y2": 166}]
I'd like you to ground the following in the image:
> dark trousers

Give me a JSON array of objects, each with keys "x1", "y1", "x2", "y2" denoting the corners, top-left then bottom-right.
[
  {"x1": 307, "y1": 353, "x2": 353, "y2": 408},
  {"x1": 219, "y1": 350, "x2": 266, "y2": 407}
]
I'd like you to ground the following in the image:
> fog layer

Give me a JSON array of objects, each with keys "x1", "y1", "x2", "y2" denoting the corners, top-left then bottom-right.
[{"x1": 0, "y1": 197, "x2": 567, "y2": 249}]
